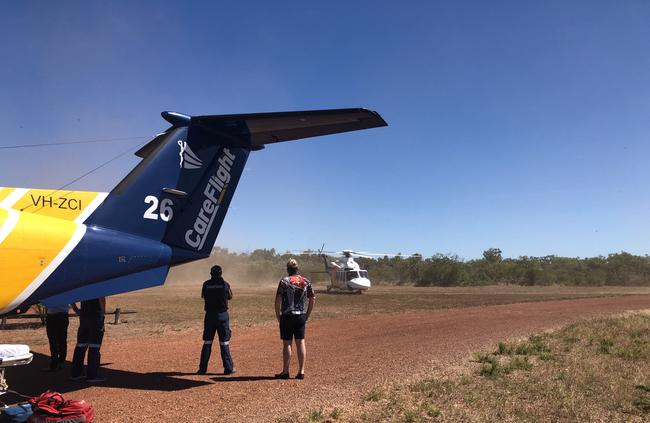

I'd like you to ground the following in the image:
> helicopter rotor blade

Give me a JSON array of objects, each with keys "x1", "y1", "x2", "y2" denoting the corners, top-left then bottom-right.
[
  {"x1": 348, "y1": 250, "x2": 424, "y2": 258},
  {"x1": 290, "y1": 248, "x2": 424, "y2": 258}
]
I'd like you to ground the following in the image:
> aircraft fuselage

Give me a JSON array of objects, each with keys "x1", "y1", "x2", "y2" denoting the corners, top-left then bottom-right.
[{"x1": 0, "y1": 189, "x2": 168, "y2": 314}]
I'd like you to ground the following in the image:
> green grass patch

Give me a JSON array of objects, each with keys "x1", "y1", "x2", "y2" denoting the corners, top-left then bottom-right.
[
  {"x1": 329, "y1": 408, "x2": 341, "y2": 420},
  {"x1": 363, "y1": 388, "x2": 383, "y2": 402},
  {"x1": 423, "y1": 404, "x2": 441, "y2": 418},
  {"x1": 400, "y1": 410, "x2": 419, "y2": 422},
  {"x1": 634, "y1": 384, "x2": 650, "y2": 413},
  {"x1": 598, "y1": 337, "x2": 614, "y2": 354},
  {"x1": 307, "y1": 409, "x2": 324, "y2": 422},
  {"x1": 309, "y1": 311, "x2": 650, "y2": 422}
]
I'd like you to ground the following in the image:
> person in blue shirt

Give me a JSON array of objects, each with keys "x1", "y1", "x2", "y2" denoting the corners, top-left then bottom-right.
[
  {"x1": 198, "y1": 265, "x2": 235, "y2": 375},
  {"x1": 274, "y1": 259, "x2": 316, "y2": 380}
]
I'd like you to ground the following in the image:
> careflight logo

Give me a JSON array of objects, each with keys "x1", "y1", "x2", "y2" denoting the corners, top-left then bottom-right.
[
  {"x1": 184, "y1": 148, "x2": 236, "y2": 250},
  {"x1": 178, "y1": 140, "x2": 203, "y2": 170}
]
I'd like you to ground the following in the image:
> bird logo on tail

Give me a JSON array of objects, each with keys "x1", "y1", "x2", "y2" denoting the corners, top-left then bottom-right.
[{"x1": 178, "y1": 140, "x2": 203, "y2": 170}]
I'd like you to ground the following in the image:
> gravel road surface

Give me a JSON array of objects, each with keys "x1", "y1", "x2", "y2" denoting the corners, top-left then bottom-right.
[{"x1": 7, "y1": 295, "x2": 650, "y2": 422}]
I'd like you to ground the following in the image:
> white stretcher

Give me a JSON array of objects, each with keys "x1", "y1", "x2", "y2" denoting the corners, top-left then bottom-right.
[{"x1": 0, "y1": 345, "x2": 33, "y2": 395}]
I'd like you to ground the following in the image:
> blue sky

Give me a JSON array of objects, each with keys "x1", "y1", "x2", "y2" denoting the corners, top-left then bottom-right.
[{"x1": 1, "y1": 1, "x2": 649, "y2": 259}]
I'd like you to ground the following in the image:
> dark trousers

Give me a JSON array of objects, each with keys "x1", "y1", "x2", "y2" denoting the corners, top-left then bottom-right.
[
  {"x1": 199, "y1": 311, "x2": 234, "y2": 373},
  {"x1": 71, "y1": 314, "x2": 105, "y2": 379},
  {"x1": 45, "y1": 313, "x2": 69, "y2": 368}
]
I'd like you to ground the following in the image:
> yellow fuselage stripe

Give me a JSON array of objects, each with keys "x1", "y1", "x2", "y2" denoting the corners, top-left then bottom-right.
[
  {"x1": 5, "y1": 188, "x2": 105, "y2": 221},
  {"x1": 10, "y1": 189, "x2": 102, "y2": 222},
  {"x1": 0, "y1": 208, "x2": 8, "y2": 235},
  {"x1": 0, "y1": 188, "x2": 15, "y2": 203},
  {"x1": 0, "y1": 210, "x2": 79, "y2": 312}
]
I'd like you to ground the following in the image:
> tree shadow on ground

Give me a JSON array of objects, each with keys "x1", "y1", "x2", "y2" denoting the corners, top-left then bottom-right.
[{"x1": 2, "y1": 352, "x2": 212, "y2": 404}]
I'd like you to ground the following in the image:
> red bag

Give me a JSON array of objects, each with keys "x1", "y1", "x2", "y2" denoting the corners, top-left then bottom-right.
[
  {"x1": 27, "y1": 391, "x2": 94, "y2": 423},
  {"x1": 28, "y1": 391, "x2": 65, "y2": 415},
  {"x1": 59, "y1": 400, "x2": 94, "y2": 421}
]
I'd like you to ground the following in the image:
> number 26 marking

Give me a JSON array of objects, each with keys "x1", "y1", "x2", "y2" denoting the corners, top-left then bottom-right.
[{"x1": 143, "y1": 195, "x2": 174, "y2": 222}]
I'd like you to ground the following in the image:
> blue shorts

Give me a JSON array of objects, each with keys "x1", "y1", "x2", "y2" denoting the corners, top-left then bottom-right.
[{"x1": 279, "y1": 314, "x2": 307, "y2": 340}]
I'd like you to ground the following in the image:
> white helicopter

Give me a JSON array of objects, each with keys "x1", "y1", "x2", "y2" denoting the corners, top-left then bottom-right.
[
  {"x1": 320, "y1": 249, "x2": 373, "y2": 293},
  {"x1": 296, "y1": 246, "x2": 419, "y2": 293}
]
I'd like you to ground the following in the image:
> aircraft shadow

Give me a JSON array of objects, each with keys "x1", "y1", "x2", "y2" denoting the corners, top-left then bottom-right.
[
  {"x1": 210, "y1": 375, "x2": 277, "y2": 382},
  {"x1": 2, "y1": 352, "x2": 212, "y2": 403}
]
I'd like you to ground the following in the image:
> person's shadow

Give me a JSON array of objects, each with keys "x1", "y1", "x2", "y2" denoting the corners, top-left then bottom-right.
[{"x1": 2, "y1": 352, "x2": 212, "y2": 404}]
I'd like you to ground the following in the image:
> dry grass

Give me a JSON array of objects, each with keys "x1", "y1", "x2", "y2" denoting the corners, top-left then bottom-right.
[
  {"x1": 301, "y1": 310, "x2": 650, "y2": 423},
  {"x1": 2, "y1": 281, "x2": 649, "y2": 346}
]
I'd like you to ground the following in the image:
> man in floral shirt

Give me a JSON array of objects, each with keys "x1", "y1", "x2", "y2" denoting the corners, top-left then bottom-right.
[{"x1": 274, "y1": 259, "x2": 315, "y2": 380}]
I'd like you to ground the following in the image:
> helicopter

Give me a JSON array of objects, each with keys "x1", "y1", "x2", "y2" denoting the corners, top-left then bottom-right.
[
  {"x1": 294, "y1": 247, "x2": 387, "y2": 293},
  {"x1": 321, "y1": 249, "x2": 373, "y2": 293},
  {"x1": 297, "y1": 246, "x2": 423, "y2": 293}
]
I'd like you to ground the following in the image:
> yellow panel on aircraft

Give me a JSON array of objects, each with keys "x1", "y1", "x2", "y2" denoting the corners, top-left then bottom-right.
[
  {"x1": 0, "y1": 188, "x2": 15, "y2": 203},
  {"x1": 0, "y1": 208, "x2": 7, "y2": 229},
  {"x1": 9, "y1": 189, "x2": 103, "y2": 222},
  {"x1": 0, "y1": 211, "x2": 78, "y2": 311}
]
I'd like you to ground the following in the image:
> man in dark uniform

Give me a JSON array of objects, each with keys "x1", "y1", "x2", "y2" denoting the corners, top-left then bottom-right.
[
  {"x1": 43, "y1": 304, "x2": 70, "y2": 371},
  {"x1": 274, "y1": 258, "x2": 315, "y2": 380},
  {"x1": 198, "y1": 265, "x2": 235, "y2": 375},
  {"x1": 70, "y1": 297, "x2": 106, "y2": 383}
]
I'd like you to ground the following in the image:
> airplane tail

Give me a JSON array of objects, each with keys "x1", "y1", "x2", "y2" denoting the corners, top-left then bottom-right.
[{"x1": 86, "y1": 109, "x2": 386, "y2": 264}]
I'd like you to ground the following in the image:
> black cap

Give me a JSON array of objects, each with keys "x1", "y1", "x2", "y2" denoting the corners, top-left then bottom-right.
[{"x1": 211, "y1": 265, "x2": 222, "y2": 276}]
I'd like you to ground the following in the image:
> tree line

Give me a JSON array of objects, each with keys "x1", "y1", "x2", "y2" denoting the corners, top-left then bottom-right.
[{"x1": 179, "y1": 247, "x2": 650, "y2": 287}]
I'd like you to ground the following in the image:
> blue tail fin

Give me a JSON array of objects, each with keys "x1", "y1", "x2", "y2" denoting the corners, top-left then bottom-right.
[
  {"x1": 86, "y1": 108, "x2": 386, "y2": 264},
  {"x1": 86, "y1": 113, "x2": 249, "y2": 262}
]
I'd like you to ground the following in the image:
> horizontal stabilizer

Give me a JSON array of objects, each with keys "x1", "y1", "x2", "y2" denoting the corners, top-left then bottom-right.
[{"x1": 138, "y1": 108, "x2": 387, "y2": 152}]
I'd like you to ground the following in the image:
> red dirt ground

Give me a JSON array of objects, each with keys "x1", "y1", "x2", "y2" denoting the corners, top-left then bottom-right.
[{"x1": 7, "y1": 295, "x2": 650, "y2": 422}]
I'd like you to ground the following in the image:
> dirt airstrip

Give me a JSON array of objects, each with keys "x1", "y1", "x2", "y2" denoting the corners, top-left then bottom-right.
[{"x1": 6, "y1": 295, "x2": 650, "y2": 422}]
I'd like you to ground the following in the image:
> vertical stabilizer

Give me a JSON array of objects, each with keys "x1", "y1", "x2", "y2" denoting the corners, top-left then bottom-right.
[{"x1": 85, "y1": 115, "x2": 249, "y2": 262}]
